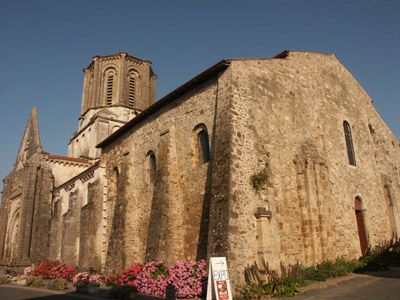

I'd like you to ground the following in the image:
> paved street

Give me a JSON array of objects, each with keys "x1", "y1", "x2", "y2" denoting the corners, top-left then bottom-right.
[
  {"x1": 0, "y1": 285, "x2": 108, "y2": 300},
  {"x1": 0, "y1": 285, "x2": 84, "y2": 300},
  {"x1": 0, "y1": 285, "x2": 161, "y2": 300},
  {"x1": 0, "y1": 268, "x2": 399, "y2": 300},
  {"x1": 293, "y1": 267, "x2": 400, "y2": 300}
]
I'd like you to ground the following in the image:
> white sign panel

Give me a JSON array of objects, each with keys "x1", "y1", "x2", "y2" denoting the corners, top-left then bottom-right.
[{"x1": 206, "y1": 257, "x2": 232, "y2": 300}]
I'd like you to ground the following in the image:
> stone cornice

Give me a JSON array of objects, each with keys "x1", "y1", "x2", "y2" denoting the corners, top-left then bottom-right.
[
  {"x1": 84, "y1": 52, "x2": 151, "y2": 71},
  {"x1": 9, "y1": 194, "x2": 21, "y2": 203},
  {"x1": 47, "y1": 155, "x2": 92, "y2": 168},
  {"x1": 70, "y1": 107, "x2": 142, "y2": 142},
  {"x1": 53, "y1": 162, "x2": 101, "y2": 193},
  {"x1": 79, "y1": 105, "x2": 142, "y2": 120}
]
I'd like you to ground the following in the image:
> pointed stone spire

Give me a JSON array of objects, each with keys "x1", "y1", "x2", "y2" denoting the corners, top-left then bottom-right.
[{"x1": 14, "y1": 107, "x2": 43, "y2": 170}]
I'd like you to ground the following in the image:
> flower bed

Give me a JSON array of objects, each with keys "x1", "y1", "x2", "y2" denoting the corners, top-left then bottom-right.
[
  {"x1": 32, "y1": 260, "x2": 77, "y2": 281},
  {"x1": 135, "y1": 261, "x2": 168, "y2": 297},
  {"x1": 118, "y1": 263, "x2": 141, "y2": 286},
  {"x1": 4, "y1": 259, "x2": 208, "y2": 298},
  {"x1": 168, "y1": 260, "x2": 207, "y2": 299},
  {"x1": 72, "y1": 272, "x2": 104, "y2": 294},
  {"x1": 106, "y1": 274, "x2": 120, "y2": 286}
]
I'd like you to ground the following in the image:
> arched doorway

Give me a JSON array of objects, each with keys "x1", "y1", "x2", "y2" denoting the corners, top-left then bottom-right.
[
  {"x1": 5, "y1": 209, "x2": 20, "y2": 260},
  {"x1": 354, "y1": 197, "x2": 368, "y2": 255}
]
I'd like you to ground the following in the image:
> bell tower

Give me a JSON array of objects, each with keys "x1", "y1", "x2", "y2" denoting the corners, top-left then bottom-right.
[{"x1": 68, "y1": 52, "x2": 157, "y2": 160}]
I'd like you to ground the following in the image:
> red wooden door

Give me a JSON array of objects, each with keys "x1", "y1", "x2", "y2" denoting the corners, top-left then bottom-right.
[{"x1": 355, "y1": 198, "x2": 368, "y2": 255}]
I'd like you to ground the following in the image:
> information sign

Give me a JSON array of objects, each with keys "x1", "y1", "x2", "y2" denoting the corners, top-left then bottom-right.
[{"x1": 206, "y1": 257, "x2": 232, "y2": 300}]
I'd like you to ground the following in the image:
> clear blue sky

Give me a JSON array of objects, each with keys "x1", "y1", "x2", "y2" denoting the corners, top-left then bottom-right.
[{"x1": 1, "y1": 0, "x2": 399, "y2": 193}]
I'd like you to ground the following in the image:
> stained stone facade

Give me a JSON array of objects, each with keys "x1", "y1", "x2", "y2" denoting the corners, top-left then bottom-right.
[{"x1": 1, "y1": 50, "x2": 399, "y2": 292}]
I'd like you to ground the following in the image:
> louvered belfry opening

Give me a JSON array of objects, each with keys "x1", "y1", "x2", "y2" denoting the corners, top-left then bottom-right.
[
  {"x1": 106, "y1": 72, "x2": 114, "y2": 106},
  {"x1": 129, "y1": 74, "x2": 135, "y2": 107}
]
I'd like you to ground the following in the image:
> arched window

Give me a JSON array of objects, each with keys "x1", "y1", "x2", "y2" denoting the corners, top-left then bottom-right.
[
  {"x1": 128, "y1": 74, "x2": 136, "y2": 107},
  {"x1": 105, "y1": 70, "x2": 115, "y2": 106},
  {"x1": 112, "y1": 167, "x2": 119, "y2": 197},
  {"x1": 198, "y1": 130, "x2": 211, "y2": 164},
  {"x1": 343, "y1": 121, "x2": 356, "y2": 166},
  {"x1": 111, "y1": 125, "x2": 121, "y2": 133},
  {"x1": 148, "y1": 151, "x2": 156, "y2": 182}
]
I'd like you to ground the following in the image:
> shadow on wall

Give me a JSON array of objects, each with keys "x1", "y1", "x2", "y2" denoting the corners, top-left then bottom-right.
[
  {"x1": 145, "y1": 143, "x2": 166, "y2": 262},
  {"x1": 197, "y1": 79, "x2": 222, "y2": 260},
  {"x1": 196, "y1": 131, "x2": 215, "y2": 260},
  {"x1": 145, "y1": 80, "x2": 221, "y2": 262},
  {"x1": 105, "y1": 167, "x2": 126, "y2": 274}
]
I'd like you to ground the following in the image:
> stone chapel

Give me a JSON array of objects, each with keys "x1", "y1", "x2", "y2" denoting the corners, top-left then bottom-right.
[{"x1": 0, "y1": 50, "x2": 399, "y2": 289}]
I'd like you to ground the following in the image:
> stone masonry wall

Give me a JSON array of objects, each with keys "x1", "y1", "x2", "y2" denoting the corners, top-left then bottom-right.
[
  {"x1": 79, "y1": 179, "x2": 103, "y2": 272},
  {"x1": 101, "y1": 73, "x2": 230, "y2": 273},
  {"x1": 206, "y1": 68, "x2": 233, "y2": 259},
  {"x1": 49, "y1": 164, "x2": 105, "y2": 271},
  {"x1": 0, "y1": 169, "x2": 24, "y2": 264},
  {"x1": 61, "y1": 190, "x2": 81, "y2": 267},
  {"x1": 29, "y1": 165, "x2": 53, "y2": 264},
  {"x1": 48, "y1": 199, "x2": 62, "y2": 260},
  {"x1": 0, "y1": 154, "x2": 53, "y2": 268},
  {"x1": 225, "y1": 52, "x2": 400, "y2": 289}
]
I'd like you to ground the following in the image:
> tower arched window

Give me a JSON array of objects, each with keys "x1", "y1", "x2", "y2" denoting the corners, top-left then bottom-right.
[
  {"x1": 106, "y1": 71, "x2": 115, "y2": 106},
  {"x1": 343, "y1": 121, "x2": 356, "y2": 166},
  {"x1": 128, "y1": 74, "x2": 136, "y2": 107},
  {"x1": 198, "y1": 130, "x2": 211, "y2": 164}
]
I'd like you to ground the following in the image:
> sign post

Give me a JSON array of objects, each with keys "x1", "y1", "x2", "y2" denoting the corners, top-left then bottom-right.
[{"x1": 206, "y1": 257, "x2": 232, "y2": 300}]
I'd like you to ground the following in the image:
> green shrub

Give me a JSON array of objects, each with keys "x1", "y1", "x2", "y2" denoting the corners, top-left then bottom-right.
[
  {"x1": 355, "y1": 238, "x2": 400, "y2": 273},
  {"x1": 25, "y1": 275, "x2": 36, "y2": 286},
  {"x1": 273, "y1": 281, "x2": 300, "y2": 298},
  {"x1": 30, "y1": 277, "x2": 44, "y2": 288},
  {"x1": 0, "y1": 276, "x2": 11, "y2": 285},
  {"x1": 47, "y1": 279, "x2": 68, "y2": 291},
  {"x1": 242, "y1": 258, "x2": 362, "y2": 298},
  {"x1": 251, "y1": 169, "x2": 268, "y2": 190},
  {"x1": 240, "y1": 283, "x2": 273, "y2": 300}
]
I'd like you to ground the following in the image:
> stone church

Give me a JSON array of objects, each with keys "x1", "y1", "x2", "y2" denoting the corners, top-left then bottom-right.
[{"x1": 1, "y1": 51, "x2": 399, "y2": 288}]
